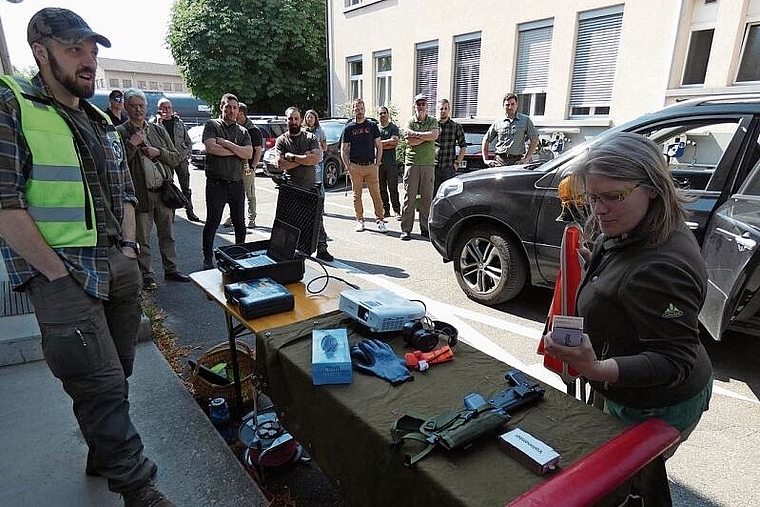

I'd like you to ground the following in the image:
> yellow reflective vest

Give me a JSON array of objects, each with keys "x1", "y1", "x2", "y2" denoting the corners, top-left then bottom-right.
[{"x1": 0, "y1": 75, "x2": 97, "y2": 247}]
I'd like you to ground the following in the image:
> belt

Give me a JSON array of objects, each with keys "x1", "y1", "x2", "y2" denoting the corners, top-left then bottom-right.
[
  {"x1": 208, "y1": 178, "x2": 242, "y2": 185},
  {"x1": 147, "y1": 187, "x2": 161, "y2": 192},
  {"x1": 497, "y1": 153, "x2": 522, "y2": 159},
  {"x1": 351, "y1": 160, "x2": 374, "y2": 166}
]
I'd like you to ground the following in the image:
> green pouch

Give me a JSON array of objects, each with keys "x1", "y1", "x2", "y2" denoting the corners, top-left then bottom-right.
[{"x1": 391, "y1": 406, "x2": 509, "y2": 466}]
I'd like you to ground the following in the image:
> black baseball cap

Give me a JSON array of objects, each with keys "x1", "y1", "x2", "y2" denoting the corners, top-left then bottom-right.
[
  {"x1": 27, "y1": 8, "x2": 111, "y2": 48},
  {"x1": 108, "y1": 90, "x2": 123, "y2": 100}
]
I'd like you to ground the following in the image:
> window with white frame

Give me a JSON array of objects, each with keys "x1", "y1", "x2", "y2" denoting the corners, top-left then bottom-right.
[
  {"x1": 452, "y1": 33, "x2": 481, "y2": 118},
  {"x1": 737, "y1": 23, "x2": 760, "y2": 83},
  {"x1": 569, "y1": 6, "x2": 624, "y2": 117},
  {"x1": 348, "y1": 56, "x2": 363, "y2": 101},
  {"x1": 344, "y1": 0, "x2": 361, "y2": 6},
  {"x1": 515, "y1": 19, "x2": 553, "y2": 116},
  {"x1": 415, "y1": 41, "x2": 438, "y2": 115},
  {"x1": 109, "y1": 78, "x2": 119, "y2": 88},
  {"x1": 122, "y1": 79, "x2": 132, "y2": 88},
  {"x1": 682, "y1": 29, "x2": 714, "y2": 85},
  {"x1": 375, "y1": 51, "x2": 392, "y2": 107}
]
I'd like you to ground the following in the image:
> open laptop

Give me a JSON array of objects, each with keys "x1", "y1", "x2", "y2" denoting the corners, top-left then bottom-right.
[{"x1": 236, "y1": 219, "x2": 301, "y2": 269}]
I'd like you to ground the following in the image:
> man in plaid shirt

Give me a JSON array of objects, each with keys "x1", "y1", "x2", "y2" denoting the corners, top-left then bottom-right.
[
  {"x1": 0, "y1": 8, "x2": 174, "y2": 507},
  {"x1": 434, "y1": 98, "x2": 466, "y2": 193}
]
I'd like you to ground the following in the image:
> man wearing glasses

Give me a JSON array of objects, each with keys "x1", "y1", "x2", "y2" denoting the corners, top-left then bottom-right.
[
  {"x1": 105, "y1": 89, "x2": 127, "y2": 125},
  {"x1": 117, "y1": 89, "x2": 192, "y2": 289}
]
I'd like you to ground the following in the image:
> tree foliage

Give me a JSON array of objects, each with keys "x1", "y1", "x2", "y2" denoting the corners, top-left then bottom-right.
[{"x1": 167, "y1": 0, "x2": 327, "y2": 116}]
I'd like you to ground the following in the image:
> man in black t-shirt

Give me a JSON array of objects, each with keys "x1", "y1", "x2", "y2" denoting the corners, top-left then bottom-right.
[
  {"x1": 201, "y1": 93, "x2": 252, "y2": 269},
  {"x1": 340, "y1": 98, "x2": 386, "y2": 233}
]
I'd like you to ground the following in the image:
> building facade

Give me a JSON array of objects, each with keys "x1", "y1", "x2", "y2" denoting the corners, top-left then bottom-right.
[
  {"x1": 95, "y1": 57, "x2": 186, "y2": 94},
  {"x1": 327, "y1": 0, "x2": 760, "y2": 145}
]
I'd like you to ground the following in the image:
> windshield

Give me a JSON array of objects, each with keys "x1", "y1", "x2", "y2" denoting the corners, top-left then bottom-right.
[
  {"x1": 321, "y1": 121, "x2": 346, "y2": 144},
  {"x1": 188, "y1": 126, "x2": 204, "y2": 144}
]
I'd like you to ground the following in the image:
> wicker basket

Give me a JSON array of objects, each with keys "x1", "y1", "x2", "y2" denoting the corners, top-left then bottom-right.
[{"x1": 191, "y1": 340, "x2": 256, "y2": 407}]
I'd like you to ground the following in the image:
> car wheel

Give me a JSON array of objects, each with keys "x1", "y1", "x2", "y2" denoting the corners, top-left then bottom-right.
[
  {"x1": 453, "y1": 225, "x2": 528, "y2": 305},
  {"x1": 323, "y1": 159, "x2": 341, "y2": 189}
]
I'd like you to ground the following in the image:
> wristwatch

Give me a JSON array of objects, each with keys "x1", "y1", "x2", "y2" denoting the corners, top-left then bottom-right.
[{"x1": 120, "y1": 240, "x2": 141, "y2": 255}]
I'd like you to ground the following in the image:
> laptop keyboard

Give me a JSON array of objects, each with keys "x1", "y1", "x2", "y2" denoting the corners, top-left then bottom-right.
[{"x1": 237, "y1": 255, "x2": 275, "y2": 269}]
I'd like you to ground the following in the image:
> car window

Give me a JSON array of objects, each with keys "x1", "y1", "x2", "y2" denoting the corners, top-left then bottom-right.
[
  {"x1": 268, "y1": 123, "x2": 286, "y2": 137},
  {"x1": 646, "y1": 120, "x2": 741, "y2": 191},
  {"x1": 546, "y1": 118, "x2": 744, "y2": 192},
  {"x1": 188, "y1": 126, "x2": 204, "y2": 144},
  {"x1": 322, "y1": 122, "x2": 346, "y2": 144},
  {"x1": 739, "y1": 134, "x2": 760, "y2": 197}
]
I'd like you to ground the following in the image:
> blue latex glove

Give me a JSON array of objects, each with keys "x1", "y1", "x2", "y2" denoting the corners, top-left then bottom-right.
[{"x1": 350, "y1": 339, "x2": 413, "y2": 386}]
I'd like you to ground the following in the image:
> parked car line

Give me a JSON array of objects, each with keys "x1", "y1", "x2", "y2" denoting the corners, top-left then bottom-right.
[{"x1": 429, "y1": 94, "x2": 760, "y2": 340}]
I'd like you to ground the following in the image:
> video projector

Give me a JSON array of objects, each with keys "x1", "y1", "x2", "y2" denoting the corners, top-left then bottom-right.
[{"x1": 339, "y1": 288, "x2": 426, "y2": 333}]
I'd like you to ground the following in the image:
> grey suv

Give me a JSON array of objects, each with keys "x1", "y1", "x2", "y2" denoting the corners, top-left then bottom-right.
[{"x1": 429, "y1": 94, "x2": 760, "y2": 340}]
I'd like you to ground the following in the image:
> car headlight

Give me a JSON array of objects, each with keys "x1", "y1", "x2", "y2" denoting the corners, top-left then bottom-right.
[{"x1": 436, "y1": 177, "x2": 463, "y2": 199}]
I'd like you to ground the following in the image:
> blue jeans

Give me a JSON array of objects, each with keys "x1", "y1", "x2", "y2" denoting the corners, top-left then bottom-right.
[{"x1": 202, "y1": 178, "x2": 246, "y2": 263}]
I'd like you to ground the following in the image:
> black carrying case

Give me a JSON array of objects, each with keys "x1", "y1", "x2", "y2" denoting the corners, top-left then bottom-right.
[{"x1": 213, "y1": 182, "x2": 322, "y2": 284}]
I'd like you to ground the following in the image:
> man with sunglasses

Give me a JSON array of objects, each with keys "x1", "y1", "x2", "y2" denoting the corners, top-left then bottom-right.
[{"x1": 105, "y1": 89, "x2": 127, "y2": 125}]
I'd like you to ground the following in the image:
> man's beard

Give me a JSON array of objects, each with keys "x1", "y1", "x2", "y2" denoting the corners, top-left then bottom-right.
[
  {"x1": 49, "y1": 52, "x2": 95, "y2": 99},
  {"x1": 288, "y1": 124, "x2": 301, "y2": 135}
]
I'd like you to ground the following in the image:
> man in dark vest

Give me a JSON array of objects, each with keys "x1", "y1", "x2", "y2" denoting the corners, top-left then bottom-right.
[{"x1": 0, "y1": 8, "x2": 175, "y2": 507}]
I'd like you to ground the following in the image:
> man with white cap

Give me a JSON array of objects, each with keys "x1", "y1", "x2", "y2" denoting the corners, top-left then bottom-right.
[
  {"x1": 0, "y1": 8, "x2": 175, "y2": 507},
  {"x1": 399, "y1": 93, "x2": 440, "y2": 241}
]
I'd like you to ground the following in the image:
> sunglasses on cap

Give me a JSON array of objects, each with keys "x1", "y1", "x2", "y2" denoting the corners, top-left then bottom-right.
[{"x1": 111, "y1": 96, "x2": 123, "y2": 103}]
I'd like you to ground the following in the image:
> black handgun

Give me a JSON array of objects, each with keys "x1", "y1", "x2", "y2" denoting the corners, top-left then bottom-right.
[{"x1": 488, "y1": 369, "x2": 545, "y2": 414}]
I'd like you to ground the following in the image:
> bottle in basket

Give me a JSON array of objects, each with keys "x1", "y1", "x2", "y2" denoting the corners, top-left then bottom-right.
[{"x1": 209, "y1": 397, "x2": 234, "y2": 443}]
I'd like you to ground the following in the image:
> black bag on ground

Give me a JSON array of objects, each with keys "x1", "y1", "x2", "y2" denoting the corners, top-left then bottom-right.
[{"x1": 160, "y1": 180, "x2": 188, "y2": 209}]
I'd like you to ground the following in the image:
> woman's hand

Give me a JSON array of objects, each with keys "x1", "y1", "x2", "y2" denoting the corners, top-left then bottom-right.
[{"x1": 543, "y1": 333, "x2": 619, "y2": 382}]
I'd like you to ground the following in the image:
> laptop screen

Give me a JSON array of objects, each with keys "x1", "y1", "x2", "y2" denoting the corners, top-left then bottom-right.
[{"x1": 268, "y1": 219, "x2": 301, "y2": 260}]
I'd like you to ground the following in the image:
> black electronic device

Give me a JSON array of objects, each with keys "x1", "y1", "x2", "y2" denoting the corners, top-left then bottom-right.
[
  {"x1": 215, "y1": 219, "x2": 304, "y2": 284},
  {"x1": 223, "y1": 277, "x2": 295, "y2": 320},
  {"x1": 402, "y1": 318, "x2": 458, "y2": 352}
]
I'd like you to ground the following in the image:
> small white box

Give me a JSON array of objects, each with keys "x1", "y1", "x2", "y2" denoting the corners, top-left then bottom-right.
[
  {"x1": 312, "y1": 328, "x2": 352, "y2": 385},
  {"x1": 551, "y1": 315, "x2": 584, "y2": 347},
  {"x1": 499, "y1": 428, "x2": 561, "y2": 475}
]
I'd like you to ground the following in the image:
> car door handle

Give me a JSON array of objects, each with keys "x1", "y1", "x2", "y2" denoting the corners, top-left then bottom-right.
[{"x1": 715, "y1": 228, "x2": 756, "y2": 252}]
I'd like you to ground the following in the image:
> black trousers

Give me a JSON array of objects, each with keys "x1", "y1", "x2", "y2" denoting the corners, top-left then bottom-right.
[
  {"x1": 378, "y1": 163, "x2": 400, "y2": 214},
  {"x1": 202, "y1": 178, "x2": 246, "y2": 263},
  {"x1": 175, "y1": 160, "x2": 194, "y2": 213}
]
